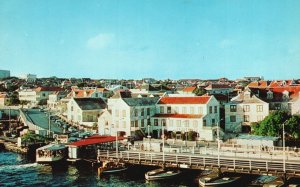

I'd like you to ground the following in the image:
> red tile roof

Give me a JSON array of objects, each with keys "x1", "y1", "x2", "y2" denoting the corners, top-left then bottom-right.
[
  {"x1": 182, "y1": 86, "x2": 196, "y2": 92},
  {"x1": 69, "y1": 135, "x2": 125, "y2": 147},
  {"x1": 153, "y1": 114, "x2": 202, "y2": 118},
  {"x1": 158, "y1": 96, "x2": 211, "y2": 104},
  {"x1": 35, "y1": 87, "x2": 64, "y2": 92}
]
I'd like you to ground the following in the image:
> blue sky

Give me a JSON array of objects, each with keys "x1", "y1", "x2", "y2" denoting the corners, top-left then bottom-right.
[{"x1": 1, "y1": 0, "x2": 300, "y2": 80}]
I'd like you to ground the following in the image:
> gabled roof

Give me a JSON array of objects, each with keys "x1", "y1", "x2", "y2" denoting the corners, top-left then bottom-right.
[
  {"x1": 182, "y1": 86, "x2": 196, "y2": 92},
  {"x1": 74, "y1": 98, "x2": 107, "y2": 110},
  {"x1": 35, "y1": 86, "x2": 64, "y2": 92},
  {"x1": 153, "y1": 114, "x2": 203, "y2": 118},
  {"x1": 122, "y1": 97, "x2": 159, "y2": 106},
  {"x1": 231, "y1": 90, "x2": 267, "y2": 104},
  {"x1": 205, "y1": 84, "x2": 232, "y2": 90},
  {"x1": 158, "y1": 96, "x2": 211, "y2": 104}
]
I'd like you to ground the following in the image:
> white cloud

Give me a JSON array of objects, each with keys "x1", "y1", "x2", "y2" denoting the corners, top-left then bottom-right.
[
  {"x1": 219, "y1": 39, "x2": 235, "y2": 49},
  {"x1": 86, "y1": 33, "x2": 115, "y2": 50}
]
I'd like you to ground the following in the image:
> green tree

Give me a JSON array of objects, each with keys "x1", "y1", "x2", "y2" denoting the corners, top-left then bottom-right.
[
  {"x1": 285, "y1": 115, "x2": 300, "y2": 139},
  {"x1": 193, "y1": 88, "x2": 206, "y2": 96},
  {"x1": 252, "y1": 110, "x2": 289, "y2": 137}
]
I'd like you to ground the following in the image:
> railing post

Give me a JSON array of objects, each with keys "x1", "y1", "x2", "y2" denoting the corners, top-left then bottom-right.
[
  {"x1": 266, "y1": 161, "x2": 268, "y2": 172},
  {"x1": 203, "y1": 157, "x2": 205, "y2": 166},
  {"x1": 176, "y1": 155, "x2": 178, "y2": 164},
  {"x1": 249, "y1": 160, "x2": 251, "y2": 171},
  {"x1": 151, "y1": 153, "x2": 152, "y2": 163},
  {"x1": 189, "y1": 155, "x2": 192, "y2": 165},
  {"x1": 127, "y1": 151, "x2": 129, "y2": 160},
  {"x1": 139, "y1": 152, "x2": 141, "y2": 161},
  {"x1": 107, "y1": 150, "x2": 109, "y2": 158}
]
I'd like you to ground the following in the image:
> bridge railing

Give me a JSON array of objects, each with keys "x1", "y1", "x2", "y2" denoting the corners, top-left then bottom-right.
[{"x1": 97, "y1": 149, "x2": 300, "y2": 173}]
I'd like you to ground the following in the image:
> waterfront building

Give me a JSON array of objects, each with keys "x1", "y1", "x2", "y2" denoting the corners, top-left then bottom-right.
[
  {"x1": 225, "y1": 90, "x2": 269, "y2": 133},
  {"x1": 67, "y1": 97, "x2": 107, "y2": 129},
  {"x1": 152, "y1": 95, "x2": 220, "y2": 141},
  {"x1": 102, "y1": 97, "x2": 159, "y2": 137},
  {"x1": 0, "y1": 69, "x2": 10, "y2": 79},
  {"x1": 21, "y1": 74, "x2": 37, "y2": 82}
]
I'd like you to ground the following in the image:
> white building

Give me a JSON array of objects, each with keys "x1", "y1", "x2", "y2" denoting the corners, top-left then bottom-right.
[
  {"x1": 0, "y1": 70, "x2": 10, "y2": 79},
  {"x1": 67, "y1": 97, "x2": 107, "y2": 129},
  {"x1": 205, "y1": 84, "x2": 233, "y2": 95},
  {"x1": 47, "y1": 91, "x2": 68, "y2": 111},
  {"x1": 152, "y1": 95, "x2": 220, "y2": 141},
  {"x1": 99, "y1": 97, "x2": 159, "y2": 138},
  {"x1": 225, "y1": 90, "x2": 269, "y2": 133},
  {"x1": 23, "y1": 74, "x2": 37, "y2": 82},
  {"x1": 19, "y1": 87, "x2": 64, "y2": 106}
]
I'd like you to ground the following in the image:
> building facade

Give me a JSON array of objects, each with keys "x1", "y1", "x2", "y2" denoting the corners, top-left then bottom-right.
[{"x1": 225, "y1": 90, "x2": 269, "y2": 133}]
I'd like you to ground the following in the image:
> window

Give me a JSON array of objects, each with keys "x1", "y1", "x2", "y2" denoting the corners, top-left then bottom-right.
[
  {"x1": 141, "y1": 119, "x2": 145, "y2": 127},
  {"x1": 230, "y1": 115, "x2": 236, "y2": 122},
  {"x1": 244, "y1": 115, "x2": 249, "y2": 122},
  {"x1": 147, "y1": 119, "x2": 150, "y2": 126},
  {"x1": 184, "y1": 120, "x2": 189, "y2": 128},
  {"x1": 131, "y1": 121, "x2": 134, "y2": 127},
  {"x1": 135, "y1": 120, "x2": 138, "y2": 127},
  {"x1": 230, "y1": 105, "x2": 237, "y2": 112},
  {"x1": 175, "y1": 107, "x2": 179, "y2": 114},
  {"x1": 243, "y1": 105, "x2": 250, "y2": 112},
  {"x1": 71, "y1": 106, "x2": 73, "y2": 111},
  {"x1": 115, "y1": 109, "x2": 119, "y2": 117},
  {"x1": 160, "y1": 106, "x2": 164, "y2": 114},
  {"x1": 167, "y1": 106, "x2": 171, "y2": 114},
  {"x1": 212, "y1": 119, "x2": 215, "y2": 125},
  {"x1": 275, "y1": 103, "x2": 281, "y2": 110},
  {"x1": 162, "y1": 119, "x2": 166, "y2": 126},
  {"x1": 182, "y1": 107, "x2": 187, "y2": 114},
  {"x1": 193, "y1": 120, "x2": 198, "y2": 128},
  {"x1": 198, "y1": 107, "x2": 203, "y2": 114},
  {"x1": 147, "y1": 108, "x2": 150, "y2": 115},
  {"x1": 95, "y1": 93, "x2": 98, "y2": 97},
  {"x1": 141, "y1": 108, "x2": 145, "y2": 116},
  {"x1": 209, "y1": 106, "x2": 213, "y2": 114},
  {"x1": 203, "y1": 120, "x2": 207, "y2": 127},
  {"x1": 190, "y1": 107, "x2": 194, "y2": 114},
  {"x1": 122, "y1": 121, "x2": 126, "y2": 128},
  {"x1": 214, "y1": 106, "x2": 218, "y2": 113},
  {"x1": 257, "y1": 105, "x2": 263, "y2": 112},
  {"x1": 122, "y1": 110, "x2": 126, "y2": 117},
  {"x1": 134, "y1": 109, "x2": 138, "y2": 117},
  {"x1": 154, "y1": 119, "x2": 158, "y2": 126},
  {"x1": 257, "y1": 115, "x2": 263, "y2": 122},
  {"x1": 288, "y1": 103, "x2": 292, "y2": 111},
  {"x1": 176, "y1": 120, "x2": 181, "y2": 127}
]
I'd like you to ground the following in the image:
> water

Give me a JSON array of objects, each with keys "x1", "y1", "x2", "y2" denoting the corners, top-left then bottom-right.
[
  {"x1": 1, "y1": 151, "x2": 299, "y2": 187},
  {"x1": 0, "y1": 151, "x2": 201, "y2": 187}
]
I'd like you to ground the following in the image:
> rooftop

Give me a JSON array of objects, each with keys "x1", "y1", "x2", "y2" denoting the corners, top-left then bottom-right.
[
  {"x1": 158, "y1": 96, "x2": 211, "y2": 104},
  {"x1": 74, "y1": 97, "x2": 107, "y2": 110}
]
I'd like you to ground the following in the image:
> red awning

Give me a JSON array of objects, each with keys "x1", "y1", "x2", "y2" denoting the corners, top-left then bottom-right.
[{"x1": 69, "y1": 135, "x2": 125, "y2": 147}]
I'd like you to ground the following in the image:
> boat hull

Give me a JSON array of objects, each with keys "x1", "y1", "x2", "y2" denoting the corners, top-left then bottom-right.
[
  {"x1": 145, "y1": 169, "x2": 182, "y2": 181},
  {"x1": 199, "y1": 177, "x2": 240, "y2": 187},
  {"x1": 102, "y1": 167, "x2": 128, "y2": 173}
]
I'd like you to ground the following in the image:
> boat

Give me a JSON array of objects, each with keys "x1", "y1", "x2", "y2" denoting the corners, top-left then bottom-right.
[
  {"x1": 36, "y1": 143, "x2": 67, "y2": 164},
  {"x1": 98, "y1": 160, "x2": 128, "y2": 174},
  {"x1": 145, "y1": 168, "x2": 182, "y2": 181},
  {"x1": 199, "y1": 173, "x2": 240, "y2": 186}
]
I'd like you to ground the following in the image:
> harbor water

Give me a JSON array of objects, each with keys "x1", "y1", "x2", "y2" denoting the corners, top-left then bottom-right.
[{"x1": 0, "y1": 150, "x2": 299, "y2": 187}]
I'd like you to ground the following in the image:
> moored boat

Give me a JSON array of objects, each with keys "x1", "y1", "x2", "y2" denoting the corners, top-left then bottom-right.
[
  {"x1": 36, "y1": 143, "x2": 67, "y2": 164},
  {"x1": 98, "y1": 160, "x2": 128, "y2": 174},
  {"x1": 199, "y1": 173, "x2": 240, "y2": 186},
  {"x1": 145, "y1": 168, "x2": 182, "y2": 181}
]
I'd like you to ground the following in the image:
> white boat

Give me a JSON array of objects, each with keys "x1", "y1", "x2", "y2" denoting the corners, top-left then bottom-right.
[
  {"x1": 36, "y1": 143, "x2": 67, "y2": 164},
  {"x1": 98, "y1": 161, "x2": 128, "y2": 174},
  {"x1": 199, "y1": 173, "x2": 240, "y2": 186},
  {"x1": 145, "y1": 168, "x2": 182, "y2": 181}
]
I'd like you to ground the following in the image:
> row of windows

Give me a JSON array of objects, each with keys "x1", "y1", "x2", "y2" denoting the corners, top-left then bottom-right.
[
  {"x1": 230, "y1": 115, "x2": 264, "y2": 122},
  {"x1": 130, "y1": 119, "x2": 151, "y2": 128},
  {"x1": 230, "y1": 105, "x2": 264, "y2": 112},
  {"x1": 152, "y1": 119, "x2": 215, "y2": 127},
  {"x1": 159, "y1": 106, "x2": 218, "y2": 114},
  {"x1": 115, "y1": 108, "x2": 152, "y2": 118}
]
